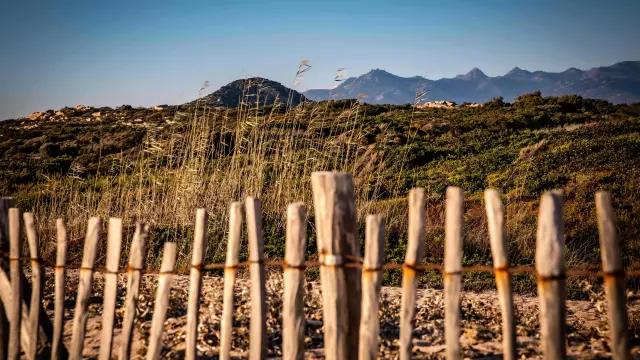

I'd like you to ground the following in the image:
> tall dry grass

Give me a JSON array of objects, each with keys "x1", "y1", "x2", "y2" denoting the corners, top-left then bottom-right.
[{"x1": 29, "y1": 67, "x2": 393, "y2": 267}]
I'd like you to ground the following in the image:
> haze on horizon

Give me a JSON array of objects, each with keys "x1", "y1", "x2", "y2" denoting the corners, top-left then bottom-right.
[{"x1": 1, "y1": 0, "x2": 639, "y2": 120}]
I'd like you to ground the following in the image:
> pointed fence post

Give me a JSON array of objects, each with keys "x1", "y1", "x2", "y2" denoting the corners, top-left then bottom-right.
[
  {"x1": 283, "y1": 203, "x2": 307, "y2": 360},
  {"x1": 311, "y1": 172, "x2": 360, "y2": 360},
  {"x1": 98, "y1": 218, "x2": 123, "y2": 360},
  {"x1": 399, "y1": 188, "x2": 426, "y2": 360},
  {"x1": 146, "y1": 242, "x2": 177, "y2": 360},
  {"x1": 595, "y1": 192, "x2": 630, "y2": 360},
  {"x1": 220, "y1": 202, "x2": 244, "y2": 360},
  {"x1": 0, "y1": 238, "x2": 50, "y2": 358},
  {"x1": 186, "y1": 209, "x2": 208, "y2": 360},
  {"x1": 0, "y1": 197, "x2": 13, "y2": 360},
  {"x1": 358, "y1": 215, "x2": 385, "y2": 360},
  {"x1": 70, "y1": 217, "x2": 102, "y2": 360},
  {"x1": 24, "y1": 212, "x2": 43, "y2": 360},
  {"x1": 246, "y1": 198, "x2": 267, "y2": 360},
  {"x1": 8, "y1": 208, "x2": 21, "y2": 360},
  {"x1": 444, "y1": 187, "x2": 463, "y2": 360},
  {"x1": 118, "y1": 223, "x2": 148, "y2": 360},
  {"x1": 52, "y1": 219, "x2": 68, "y2": 360},
  {"x1": 536, "y1": 191, "x2": 566, "y2": 360},
  {"x1": 484, "y1": 189, "x2": 516, "y2": 360}
]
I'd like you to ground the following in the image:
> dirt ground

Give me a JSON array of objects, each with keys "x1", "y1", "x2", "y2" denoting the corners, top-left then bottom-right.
[{"x1": 45, "y1": 270, "x2": 640, "y2": 359}]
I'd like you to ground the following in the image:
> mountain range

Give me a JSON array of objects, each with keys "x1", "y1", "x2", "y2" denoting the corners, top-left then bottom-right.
[{"x1": 304, "y1": 61, "x2": 640, "y2": 105}]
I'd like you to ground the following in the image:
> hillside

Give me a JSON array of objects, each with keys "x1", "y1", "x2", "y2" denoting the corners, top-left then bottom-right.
[
  {"x1": 2, "y1": 93, "x2": 640, "y2": 294},
  {"x1": 195, "y1": 77, "x2": 306, "y2": 107},
  {"x1": 304, "y1": 61, "x2": 640, "y2": 105}
]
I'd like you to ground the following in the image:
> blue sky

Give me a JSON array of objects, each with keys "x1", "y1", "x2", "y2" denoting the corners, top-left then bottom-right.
[{"x1": 1, "y1": 0, "x2": 639, "y2": 119}]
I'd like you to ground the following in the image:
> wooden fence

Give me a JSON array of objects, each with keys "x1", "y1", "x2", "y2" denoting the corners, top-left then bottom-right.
[{"x1": 0, "y1": 171, "x2": 635, "y2": 359}]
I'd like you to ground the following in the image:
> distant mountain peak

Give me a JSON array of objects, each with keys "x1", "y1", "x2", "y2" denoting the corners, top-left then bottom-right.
[
  {"x1": 461, "y1": 68, "x2": 488, "y2": 81},
  {"x1": 364, "y1": 68, "x2": 395, "y2": 78},
  {"x1": 505, "y1": 67, "x2": 532, "y2": 79},
  {"x1": 564, "y1": 67, "x2": 582, "y2": 73},
  {"x1": 506, "y1": 66, "x2": 528, "y2": 74}
]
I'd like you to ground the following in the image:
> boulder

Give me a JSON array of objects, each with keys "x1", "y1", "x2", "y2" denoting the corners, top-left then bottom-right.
[
  {"x1": 151, "y1": 104, "x2": 169, "y2": 111},
  {"x1": 27, "y1": 111, "x2": 46, "y2": 121}
]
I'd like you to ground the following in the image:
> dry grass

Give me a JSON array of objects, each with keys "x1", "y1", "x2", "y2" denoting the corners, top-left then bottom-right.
[{"x1": 28, "y1": 76, "x2": 393, "y2": 268}]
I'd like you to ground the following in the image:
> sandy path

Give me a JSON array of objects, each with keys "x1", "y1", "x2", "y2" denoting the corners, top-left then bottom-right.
[{"x1": 44, "y1": 271, "x2": 640, "y2": 359}]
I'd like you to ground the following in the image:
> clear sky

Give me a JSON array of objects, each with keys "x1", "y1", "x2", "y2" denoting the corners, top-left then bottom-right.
[{"x1": 1, "y1": 0, "x2": 639, "y2": 119}]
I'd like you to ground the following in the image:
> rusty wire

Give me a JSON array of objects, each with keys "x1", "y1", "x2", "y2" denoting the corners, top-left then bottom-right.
[{"x1": 2, "y1": 251, "x2": 640, "y2": 278}]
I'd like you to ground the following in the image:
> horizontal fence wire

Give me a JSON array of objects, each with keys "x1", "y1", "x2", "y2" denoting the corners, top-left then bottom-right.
[{"x1": 2, "y1": 250, "x2": 640, "y2": 278}]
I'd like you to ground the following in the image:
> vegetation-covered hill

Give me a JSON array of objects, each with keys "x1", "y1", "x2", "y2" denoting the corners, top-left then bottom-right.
[
  {"x1": 196, "y1": 77, "x2": 306, "y2": 108},
  {"x1": 2, "y1": 92, "x2": 640, "y2": 294}
]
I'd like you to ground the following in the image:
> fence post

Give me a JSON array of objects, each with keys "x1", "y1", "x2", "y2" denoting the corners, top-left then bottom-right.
[
  {"x1": 98, "y1": 218, "x2": 123, "y2": 360},
  {"x1": 484, "y1": 189, "x2": 516, "y2": 360},
  {"x1": 536, "y1": 191, "x2": 566, "y2": 360},
  {"x1": 358, "y1": 215, "x2": 385, "y2": 360},
  {"x1": 311, "y1": 172, "x2": 359, "y2": 360},
  {"x1": 119, "y1": 223, "x2": 148, "y2": 360},
  {"x1": 70, "y1": 217, "x2": 102, "y2": 360},
  {"x1": 186, "y1": 209, "x2": 208, "y2": 360},
  {"x1": 399, "y1": 188, "x2": 426, "y2": 360},
  {"x1": 342, "y1": 187, "x2": 362, "y2": 360},
  {"x1": 283, "y1": 203, "x2": 307, "y2": 360},
  {"x1": 24, "y1": 213, "x2": 43, "y2": 360},
  {"x1": 246, "y1": 197, "x2": 267, "y2": 360},
  {"x1": 444, "y1": 187, "x2": 463, "y2": 360},
  {"x1": 220, "y1": 202, "x2": 244, "y2": 360},
  {"x1": 595, "y1": 192, "x2": 630, "y2": 359},
  {"x1": 8, "y1": 208, "x2": 21, "y2": 360},
  {"x1": 146, "y1": 242, "x2": 177, "y2": 360},
  {"x1": 0, "y1": 197, "x2": 13, "y2": 360},
  {"x1": 0, "y1": 219, "x2": 53, "y2": 359},
  {"x1": 52, "y1": 219, "x2": 68, "y2": 360}
]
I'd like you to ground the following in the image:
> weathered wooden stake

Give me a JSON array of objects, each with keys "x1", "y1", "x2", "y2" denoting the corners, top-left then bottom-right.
[
  {"x1": 0, "y1": 255, "x2": 52, "y2": 357},
  {"x1": 444, "y1": 187, "x2": 463, "y2": 360},
  {"x1": 69, "y1": 217, "x2": 102, "y2": 360},
  {"x1": 0, "y1": 197, "x2": 13, "y2": 360},
  {"x1": 24, "y1": 212, "x2": 43, "y2": 360},
  {"x1": 8, "y1": 208, "x2": 21, "y2": 360},
  {"x1": 536, "y1": 191, "x2": 566, "y2": 360},
  {"x1": 119, "y1": 222, "x2": 148, "y2": 360},
  {"x1": 399, "y1": 188, "x2": 426, "y2": 360},
  {"x1": 311, "y1": 172, "x2": 359, "y2": 360},
  {"x1": 98, "y1": 218, "x2": 123, "y2": 360},
  {"x1": 283, "y1": 203, "x2": 307, "y2": 360},
  {"x1": 146, "y1": 242, "x2": 177, "y2": 360},
  {"x1": 52, "y1": 219, "x2": 67, "y2": 360},
  {"x1": 220, "y1": 202, "x2": 243, "y2": 360},
  {"x1": 484, "y1": 189, "x2": 516, "y2": 360},
  {"x1": 246, "y1": 197, "x2": 267, "y2": 360},
  {"x1": 186, "y1": 209, "x2": 208, "y2": 360},
  {"x1": 596, "y1": 192, "x2": 630, "y2": 360},
  {"x1": 358, "y1": 215, "x2": 386, "y2": 360}
]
